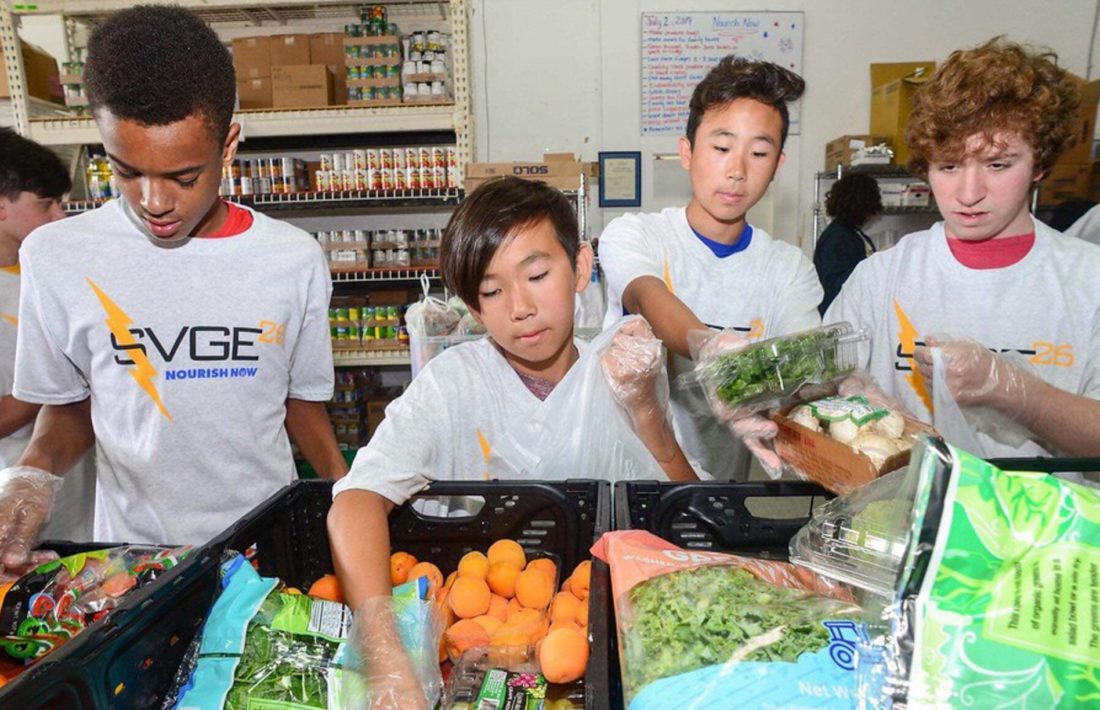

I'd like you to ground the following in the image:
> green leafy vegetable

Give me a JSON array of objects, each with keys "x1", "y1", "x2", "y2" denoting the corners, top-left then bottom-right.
[
  {"x1": 704, "y1": 327, "x2": 854, "y2": 408},
  {"x1": 622, "y1": 565, "x2": 857, "y2": 698}
]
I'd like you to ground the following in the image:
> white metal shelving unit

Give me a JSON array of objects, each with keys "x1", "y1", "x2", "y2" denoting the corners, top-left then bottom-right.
[
  {"x1": 811, "y1": 165, "x2": 939, "y2": 251},
  {"x1": 3, "y1": 0, "x2": 473, "y2": 166}
]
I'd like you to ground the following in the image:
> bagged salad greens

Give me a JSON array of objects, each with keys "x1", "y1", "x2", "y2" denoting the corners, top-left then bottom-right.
[
  {"x1": 591, "y1": 530, "x2": 864, "y2": 709},
  {"x1": 694, "y1": 323, "x2": 864, "y2": 414},
  {"x1": 0, "y1": 545, "x2": 190, "y2": 664},
  {"x1": 795, "y1": 438, "x2": 1100, "y2": 708},
  {"x1": 173, "y1": 554, "x2": 443, "y2": 709}
]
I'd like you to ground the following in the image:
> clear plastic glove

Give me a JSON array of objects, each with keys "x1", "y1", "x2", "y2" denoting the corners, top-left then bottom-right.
[
  {"x1": 0, "y1": 465, "x2": 63, "y2": 577},
  {"x1": 349, "y1": 596, "x2": 444, "y2": 710},
  {"x1": 688, "y1": 328, "x2": 784, "y2": 478},
  {"x1": 601, "y1": 317, "x2": 665, "y2": 417},
  {"x1": 836, "y1": 372, "x2": 909, "y2": 415},
  {"x1": 912, "y1": 337, "x2": 1039, "y2": 419}
]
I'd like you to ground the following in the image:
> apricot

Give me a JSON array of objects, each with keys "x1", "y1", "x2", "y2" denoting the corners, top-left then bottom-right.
[
  {"x1": 538, "y1": 627, "x2": 589, "y2": 684},
  {"x1": 444, "y1": 618, "x2": 491, "y2": 663},
  {"x1": 405, "y1": 561, "x2": 444, "y2": 594},
  {"x1": 487, "y1": 561, "x2": 520, "y2": 598},
  {"x1": 457, "y1": 551, "x2": 490, "y2": 580},
  {"x1": 487, "y1": 593, "x2": 509, "y2": 622},
  {"x1": 449, "y1": 576, "x2": 491, "y2": 619},
  {"x1": 487, "y1": 539, "x2": 527, "y2": 570},
  {"x1": 514, "y1": 568, "x2": 554, "y2": 610},
  {"x1": 526, "y1": 558, "x2": 557, "y2": 584},
  {"x1": 568, "y1": 561, "x2": 590, "y2": 601},
  {"x1": 306, "y1": 574, "x2": 344, "y2": 603},
  {"x1": 472, "y1": 614, "x2": 503, "y2": 635},
  {"x1": 550, "y1": 591, "x2": 581, "y2": 624},
  {"x1": 389, "y1": 551, "x2": 418, "y2": 586}
]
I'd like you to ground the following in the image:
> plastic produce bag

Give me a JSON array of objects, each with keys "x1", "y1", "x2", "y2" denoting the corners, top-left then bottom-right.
[
  {"x1": 689, "y1": 322, "x2": 866, "y2": 416},
  {"x1": 795, "y1": 438, "x2": 1100, "y2": 708},
  {"x1": 174, "y1": 555, "x2": 444, "y2": 709},
  {"x1": 510, "y1": 316, "x2": 672, "y2": 482},
  {"x1": 591, "y1": 530, "x2": 864, "y2": 709},
  {"x1": 0, "y1": 545, "x2": 190, "y2": 664}
]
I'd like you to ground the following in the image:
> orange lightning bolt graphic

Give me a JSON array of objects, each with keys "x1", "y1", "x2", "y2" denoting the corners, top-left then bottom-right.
[
  {"x1": 662, "y1": 259, "x2": 675, "y2": 294},
  {"x1": 1, "y1": 313, "x2": 16, "y2": 326},
  {"x1": 87, "y1": 279, "x2": 172, "y2": 420},
  {"x1": 894, "y1": 300, "x2": 932, "y2": 415},
  {"x1": 477, "y1": 429, "x2": 492, "y2": 480}
]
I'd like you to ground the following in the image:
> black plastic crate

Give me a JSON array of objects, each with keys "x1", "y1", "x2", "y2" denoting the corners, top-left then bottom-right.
[
  {"x1": 0, "y1": 479, "x2": 612, "y2": 709},
  {"x1": 614, "y1": 479, "x2": 831, "y2": 556}
]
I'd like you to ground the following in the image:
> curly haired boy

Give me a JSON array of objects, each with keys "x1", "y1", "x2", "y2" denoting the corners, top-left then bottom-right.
[{"x1": 826, "y1": 37, "x2": 1100, "y2": 462}]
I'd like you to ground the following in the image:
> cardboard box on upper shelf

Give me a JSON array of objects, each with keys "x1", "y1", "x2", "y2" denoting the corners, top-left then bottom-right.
[
  {"x1": 824, "y1": 134, "x2": 892, "y2": 172},
  {"x1": 0, "y1": 41, "x2": 63, "y2": 104},
  {"x1": 269, "y1": 34, "x2": 311, "y2": 66},
  {"x1": 869, "y1": 62, "x2": 935, "y2": 168},
  {"x1": 1057, "y1": 73, "x2": 1100, "y2": 165},
  {"x1": 231, "y1": 36, "x2": 271, "y2": 81},
  {"x1": 271, "y1": 65, "x2": 333, "y2": 109},
  {"x1": 1038, "y1": 162, "x2": 1090, "y2": 206},
  {"x1": 310, "y1": 33, "x2": 347, "y2": 106},
  {"x1": 237, "y1": 77, "x2": 272, "y2": 110}
]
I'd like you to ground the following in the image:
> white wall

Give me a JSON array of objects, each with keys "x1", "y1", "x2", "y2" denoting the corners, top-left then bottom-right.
[{"x1": 470, "y1": 0, "x2": 1100, "y2": 247}]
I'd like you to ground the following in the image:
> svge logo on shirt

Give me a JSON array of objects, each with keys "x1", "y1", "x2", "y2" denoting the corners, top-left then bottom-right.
[{"x1": 88, "y1": 279, "x2": 284, "y2": 420}]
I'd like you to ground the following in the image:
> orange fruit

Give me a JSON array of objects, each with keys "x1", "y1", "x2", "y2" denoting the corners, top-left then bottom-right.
[
  {"x1": 487, "y1": 539, "x2": 526, "y2": 570},
  {"x1": 390, "y1": 551, "x2": 418, "y2": 586},
  {"x1": 507, "y1": 607, "x2": 541, "y2": 625},
  {"x1": 405, "y1": 561, "x2": 444, "y2": 594},
  {"x1": 444, "y1": 618, "x2": 491, "y2": 663},
  {"x1": 550, "y1": 591, "x2": 582, "y2": 623},
  {"x1": 514, "y1": 568, "x2": 554, "y2": 610},
  {"x1": 487, "y1": 594, "x2": 509, "y2": 622},
  {"x1": 506, "y1": 597, "x2": 525, "y2": 617},
  {"x1": 526, "y1": 558, "x2": 557, "y2": 583},
  {"x1": 487, "y1": 561, "x2": 520, "y2": 598},
  {"x1": 449, "y1": 576, "x2": 491, "y2": 619},
  {"x1": 306, "y1": 574, "x2": 344, "y2": 603},
  {"x1": 569, "y1": 560, "x2": 591, "y2": 601},
  {"x1": 457, "y1": 551, "x2": 490, "y2": 580},
  {"x1": 549, "y1": 618, "x2": 582, "y2": 634},
  {"x1": 574, "y1": 599, "x2": 589, "y2": 628},
  {"x1": 538, "y1": 627, "x2": 589, "y2": 683},
  {"x1": 472, "y1": 614, "x2": 503, "y2": 635},
  {"x1": 490, "y1": 623, "x2": 528, "y2": 647},
  {"x1": 443, "y1": 571, "x2": 458, "y2": 591}
]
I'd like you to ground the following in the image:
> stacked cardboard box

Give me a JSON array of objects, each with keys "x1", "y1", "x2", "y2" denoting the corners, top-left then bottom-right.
[
  {"x1": 0, "y1": 41, "x2": 63, "y2": 104},
  {"x1": 232, "y1": 33, "x2": 341, "y2": 110},
  {"x1": 824, "y1": 134, "x2": 891, "y2": 172},
  {"x1": 869, "y1": 62, "x2": 935, "y2": 169},
  {"x1": 465, "y1": 153, "x2": 599, "y2": 193},
  {"x1": 1038, "y1": 73, "x2": 1100, "y2": 206}
]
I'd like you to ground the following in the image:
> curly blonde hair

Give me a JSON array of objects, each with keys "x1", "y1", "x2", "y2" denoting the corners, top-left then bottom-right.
[{"x1": 905, "y1": 38, "x2": 1081, "y2": 177}]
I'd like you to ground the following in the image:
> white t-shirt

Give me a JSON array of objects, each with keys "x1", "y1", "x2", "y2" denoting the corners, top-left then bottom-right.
[
  {"x1": 15, "y1": 200, "x2": 334, "y2": 544},
  {"x1": 825, "y1": 218, "x2": 1100, "y2": 458},
  {"x1": 333, "y1": 329, "x2": 668, "y2": 507},
  {"x1": 1063, "y1": 203, "x2": 1100, "y2": 247},
  {"x1": 598, "y1": 207, "x2": 823, "y2": 479},
  {"x1": 2, "y1": 265, "x2": 95, "y2": 541}
]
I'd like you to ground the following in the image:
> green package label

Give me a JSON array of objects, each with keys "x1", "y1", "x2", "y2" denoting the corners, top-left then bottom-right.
[{"x1": 910, "y1": 447, "x2": 1100, "y2": 708}]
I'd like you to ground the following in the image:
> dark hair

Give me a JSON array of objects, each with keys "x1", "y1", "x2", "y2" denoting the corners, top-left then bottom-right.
[
  {"x1": 0, "y1": 128, "x2": 71, "y2": 200},
  {"x1": 907, "y1": 37, "x2": 1080, "y2": 176},
  {"x1": 84, "y1": 5, "x2": 236, "y2": 139},
  {"x1": 441, "y1": 177, "x2": 579, "y2": 308},
  {"x1": 825, "y1": 173, "x2": 882, "y2": 227},
  {"x1": 686, "y1": 56, "x2": 805, "y2": 148}
]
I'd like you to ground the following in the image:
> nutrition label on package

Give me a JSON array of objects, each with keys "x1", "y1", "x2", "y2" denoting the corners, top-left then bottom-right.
[{"x1": 309, "y1": 599, "x2": 354, "y2": 641}]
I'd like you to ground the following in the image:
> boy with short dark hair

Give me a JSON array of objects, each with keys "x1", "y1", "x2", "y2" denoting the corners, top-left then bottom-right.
[
  {"x1": 0, "y1": 129, "x2": 95, "y2": 544},
  {"x1": 0, "y1": 5, "x2": 346, "y2": 569},
  {"x1": 826, "y1": 38, "x2": 1100, "y2": 459},
  {"x1": 328, "y1": 178, "x2": 693, "y2": 697},
  {"x1": 599, "y1": 56, "x2": 822, "y2": 480}
]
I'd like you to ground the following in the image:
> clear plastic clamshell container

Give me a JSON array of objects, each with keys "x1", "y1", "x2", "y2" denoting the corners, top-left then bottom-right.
[{"x1": 698, "y1": 322, "x2": 867, "y2": 413}]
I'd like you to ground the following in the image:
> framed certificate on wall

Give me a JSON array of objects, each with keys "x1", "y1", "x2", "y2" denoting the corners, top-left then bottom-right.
[{"x1": 598, "y1": 151, "x2": 642, "y2": 207}]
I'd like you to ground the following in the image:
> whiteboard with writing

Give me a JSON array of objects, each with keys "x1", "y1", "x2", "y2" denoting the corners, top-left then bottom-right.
[{"x1": 641, "y1": 12, "x2": 804, "y2": 136}]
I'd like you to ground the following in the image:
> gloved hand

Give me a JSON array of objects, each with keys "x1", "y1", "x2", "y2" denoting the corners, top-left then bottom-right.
[
  {"x1": 349, "y1": 596, "x2": 443, "y2": 710},
  {"x1": 688, "y1": 328, "x2": 784, "y2": 478},
  {"x1": 912, "y1": 337, "x2": 1040, "y2": 419},
  {"x1": 0, "y1": 465, "x2": 63, "y2": 579},
  {"x1": 836, "y1": 372, "x2": 909, "y2": 414},
  {"x1": 601, "y1": 317, "x2": 665, "y2": 418}
]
